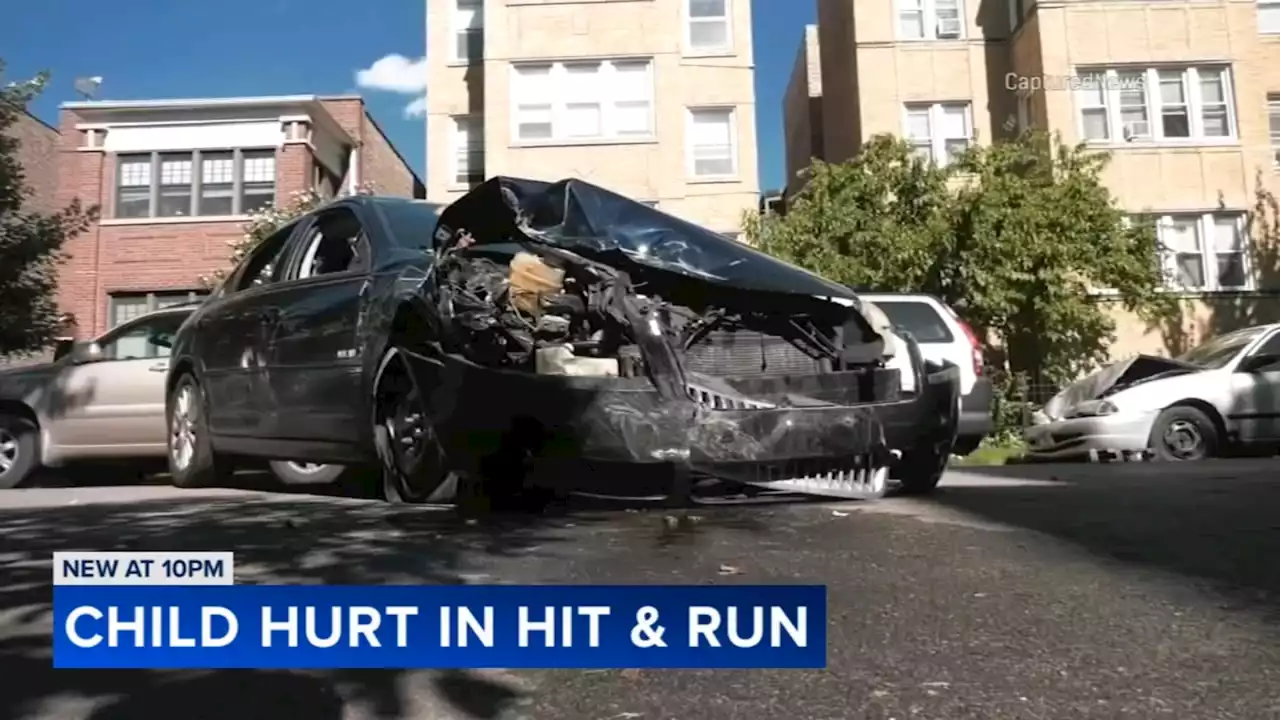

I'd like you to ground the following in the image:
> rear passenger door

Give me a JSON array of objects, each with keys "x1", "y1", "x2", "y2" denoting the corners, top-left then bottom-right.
[{"x1": 199, "y1": 222, "x2": 301, "y2": 437}]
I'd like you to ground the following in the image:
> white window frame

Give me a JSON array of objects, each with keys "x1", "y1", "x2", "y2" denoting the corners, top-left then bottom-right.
[
  {"x1": 1269, "y1": 95, "x2": 1280, "y2": 168},
  {"x1": 451, "y1": 0, "x2": 483, "y2": 65},
  {"x1": 1074, "y1": 66, "x2": 1238, "y2": 145},
  {"x1": 1151, "y1": 211, "x2": 1251, "y2": 292},
  {"x1": 901, "y1": 102, "x2": 972, "y2": 166},
  {"x1": 509, "y1": 59, "x2": 656, "y2": 145},
  {"x1": 685, "y1": 106, "x2": 739, "y2": 180},
  {"x1": 897, "y1": 0, "x2": 966, "y2": 41},
  {"x1": 685, "y1": 0, "x2": 733, "y2": 55},
  {"x1": 450, "y1": 115, "x2": 484, "y2": 188},
  {"x1": 1260, "y1": 0, "x2": 1280, "y2": 34}
]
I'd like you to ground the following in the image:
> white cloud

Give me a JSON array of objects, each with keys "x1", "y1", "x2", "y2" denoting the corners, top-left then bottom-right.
[
  {"x1": 355, "y1": 54, "x2": 428, "y2": 94},
  {"x1": 403, "y1": 96, "x2": 428, "y2": 118}
]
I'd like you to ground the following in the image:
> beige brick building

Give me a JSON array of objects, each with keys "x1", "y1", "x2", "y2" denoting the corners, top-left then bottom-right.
[
  {"x1": 787, "y1": 0, "x2": 1280, "y2": 360},
  {"x1": 424, "y1": 0, "x2": 760, "y2": 238}
]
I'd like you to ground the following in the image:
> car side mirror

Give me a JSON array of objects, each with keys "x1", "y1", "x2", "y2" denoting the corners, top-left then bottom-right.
[
  {"x1": 148, "y1": 333, "x2": 173, "y2": 349},
  {"x1": 73, "y1": 343, "x2": 105, "y2": 364},
  {"x1": 1240, "y1": 353, "x2": 1280, "y2": 373}
]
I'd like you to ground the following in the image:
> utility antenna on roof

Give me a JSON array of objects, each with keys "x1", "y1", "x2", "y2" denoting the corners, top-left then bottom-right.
[{"x1": 72, "y1": 76, "x2": 103, "y2": 101}]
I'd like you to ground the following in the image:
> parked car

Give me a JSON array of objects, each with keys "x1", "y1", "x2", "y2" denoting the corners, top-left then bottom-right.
[
  {"x1": 1024, "y1": 323, "x2": 1280, "y2": 461},
  {"x1": 856, "y1": 293, "x2": 993, "y2": 455},
  {"x1": 163, "y1": 178, "x2": 960, "y2": 504},
  {"x1": 0, "y1": 304, "x2": 337, "y2": 488}
]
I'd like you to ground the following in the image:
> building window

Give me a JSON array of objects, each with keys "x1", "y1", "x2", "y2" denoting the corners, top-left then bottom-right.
[
  {"x1": 903, "y1": 102, "x2": 971, "y2": 165},
  {"x1": 1260, "y1": 0, "x2": 1280, "y2": 34},
  {"x1": 453, "y1": 0, "x2": 483, "y2": 63},
  {"x1": 1016, "y1": 93, "x2": 1032, "y2": 132},
  {"x1": 1270, "y1": 96, "x2": 1280, "y2": 168},
  {"x1": 241, "y1": 151, "x2": 276, "y2": 214},
  {"x1": 200, "y1": 152, "x2": 235, "y2": 215},
  {"x1": 686, "y1": 0, "x2": 731, "y2": 53},
  {"x1": 1149, "y1": 212, "x2": 1249, "y2": 291},
  {"x1": 116, "y1": 157, "x2": 152, "y2": 218},
  {"x1": 687, "y1": 107, "x2": 738, "y2": 179},
  {"x1": 1076, "y1": 66, "x2": 1237, "y2": 143},
  {"x1": 113, "y1": 149, "x2": 277, "y2": 219},
  {"x1": 899, "y1": 0, "x2": 964, "y2": 40},
  {"x1": 511, "y1": 60, "x2": 655, "y2": 143},
  {"x1": 158, "y1": 154, "x2": 194, "y2": 217},
  {"x1": 452, "y1": 116, "x2": 485, "y2": 187},
  {"x1": 108, "y1": 291, "x2": 207, "y2": 329}
]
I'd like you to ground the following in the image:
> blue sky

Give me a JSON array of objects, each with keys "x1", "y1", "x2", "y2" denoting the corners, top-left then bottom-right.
[{"x1": 5, "y1": 0, "x2": 811, "y2": 193}]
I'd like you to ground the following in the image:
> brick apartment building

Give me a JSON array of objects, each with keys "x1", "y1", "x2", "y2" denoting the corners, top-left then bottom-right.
[
  {"x1": 7, "y1": 108, "x2": 60, "y2": 213},
  {"x1": 785, "y1": 0, "x2": 1280, "y2": 360},
  {"x1": 55, "y1": 95, "x2": 425, "y2": 340}
]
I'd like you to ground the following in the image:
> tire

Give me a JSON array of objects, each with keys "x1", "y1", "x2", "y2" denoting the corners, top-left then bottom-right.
[
  {"x1": 1148, "y1": 405, "x2": 1218, "y2": 462},
  {"x1": 0, "y1": 414, "x2": 40, "y2": 489},
  {"x1": 166, "y1": 373, "x2": 231, "y2": 489},
  {"x1": 268, "y1": 461, "x2": 346, "y2": 486},
  {"x1": 894, "y1": 442, "x2": 950, "y2": 495},
  {"x1": 371, "y1": 347, "x2": 459, "y2": 504}
]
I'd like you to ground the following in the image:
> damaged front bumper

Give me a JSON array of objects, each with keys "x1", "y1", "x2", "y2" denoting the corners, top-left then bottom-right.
[{"x1": 403, "y1": 341, "x2": 960, "y2": 500}]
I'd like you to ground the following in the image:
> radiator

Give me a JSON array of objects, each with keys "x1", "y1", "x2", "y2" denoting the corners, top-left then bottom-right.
[{"x1": 684, "y1": 329, "x2": 825, "y2": 377}]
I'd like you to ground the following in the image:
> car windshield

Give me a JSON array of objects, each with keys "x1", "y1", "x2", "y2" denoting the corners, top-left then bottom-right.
[
  {"x1": 375, "y1": 200, "x2": 446, "y2": 251},
  {"x1": 1175, "y1": 327, "x2": 1268, "y2": 369}
]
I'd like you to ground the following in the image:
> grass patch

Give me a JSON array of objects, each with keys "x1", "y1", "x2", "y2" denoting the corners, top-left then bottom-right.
[{"x1": 952, "y1": 436, "x2": 1027, "y2": 466}]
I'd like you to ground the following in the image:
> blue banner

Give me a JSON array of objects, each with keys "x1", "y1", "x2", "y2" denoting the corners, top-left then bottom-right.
[{"x1": 53, "y1": 585, "x2": 826, "y2": 669}]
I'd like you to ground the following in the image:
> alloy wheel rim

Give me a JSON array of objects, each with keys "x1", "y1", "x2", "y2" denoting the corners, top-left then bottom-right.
[
  {"x1": 379, "y1": 355, "x2": 438, "y2": 500},
  {"x1": 0, "y1": 429, "x2": 17, "y2": 476},
  {"x1": 286, "y1": 462, "x2": 327, "y2": 474},
  {"x1": 1162, "y1": 420, "x2": 1203, "y2": 459},
  {"x1": 170, "y1": 385, "x2": 197, "y2": 471}
]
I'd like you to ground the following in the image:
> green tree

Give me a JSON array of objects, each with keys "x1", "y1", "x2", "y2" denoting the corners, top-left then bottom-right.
[
  {"x1": 746, "y1": 131, "x2": 1175, "y2": 386},
  {"x1": 0, "y1": 62, "x2": 98, "y2": 357}
]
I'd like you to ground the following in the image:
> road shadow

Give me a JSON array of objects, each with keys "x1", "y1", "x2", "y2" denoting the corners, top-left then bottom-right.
[
  {"x1": 0, "y1": 493, "x2": 609, "y2": 720},
  {"x1": 930, "y1": 461, "x2": 1280, "y2": 620}
]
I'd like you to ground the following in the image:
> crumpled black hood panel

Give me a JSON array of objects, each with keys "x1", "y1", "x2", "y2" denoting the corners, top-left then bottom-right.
[{"x1": 433, "y1": 176, "x2": 860, "y2": 300}]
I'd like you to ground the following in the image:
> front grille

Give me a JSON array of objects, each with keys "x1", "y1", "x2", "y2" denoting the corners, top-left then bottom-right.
[
  {"x1": 686, "y1": 382, "x2": 776, "y2": 410},
  {"x1": 684, "y1": 330, "x2": 824, "y2": 377}
]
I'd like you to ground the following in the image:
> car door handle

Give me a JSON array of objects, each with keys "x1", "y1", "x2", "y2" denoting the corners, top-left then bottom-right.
[{"x1": 148, "y1": 362, "x2": 169, "y2": 373}]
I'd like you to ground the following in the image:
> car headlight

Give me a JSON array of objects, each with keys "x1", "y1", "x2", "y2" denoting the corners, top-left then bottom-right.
[{"x1": 1065, "y1": 399, "x2": 1119, "y2": 418}]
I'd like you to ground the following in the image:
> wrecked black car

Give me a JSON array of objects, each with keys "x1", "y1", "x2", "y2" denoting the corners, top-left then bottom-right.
[{"x1": 164, "y1": 177, "x2": 960, "y2": 505}]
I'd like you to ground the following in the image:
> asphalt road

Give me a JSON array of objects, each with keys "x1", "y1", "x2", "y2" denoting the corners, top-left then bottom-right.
[{"x1": 4, "y1": 460, "x2": 1280, "y2": 720}]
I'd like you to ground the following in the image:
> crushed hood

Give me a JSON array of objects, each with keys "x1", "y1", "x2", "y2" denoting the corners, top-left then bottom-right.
[
  {"x1": 432, "y1": 176, "x2": 860, "y2": 300},
  {"x1": 1041, "y1": 355, "x2": 1200, "y2": 420}
]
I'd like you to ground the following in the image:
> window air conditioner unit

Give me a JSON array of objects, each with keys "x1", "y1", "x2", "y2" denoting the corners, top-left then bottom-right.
[{"x1": 937, "y1": 17, "x2": 962, "y2": 37}]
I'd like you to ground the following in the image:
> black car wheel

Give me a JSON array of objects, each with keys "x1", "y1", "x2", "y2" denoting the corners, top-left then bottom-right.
[
  {"x1": 372, "y1": 347, "x2": 457, "y2": 504},
  {"x1": 1149, "y1": 405, "x2": 1218, "y2": 462},
  {"x1": 0, "y1": 414, "x2": 39, "y2": 489},
  {"x1": 167, "y1": 373, "x2": 231, "y2": 488}
]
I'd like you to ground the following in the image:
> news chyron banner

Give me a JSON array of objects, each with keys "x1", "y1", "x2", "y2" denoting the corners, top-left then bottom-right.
[{"x1": 52, "y1": 552, "x2": 827, "y2": 669}]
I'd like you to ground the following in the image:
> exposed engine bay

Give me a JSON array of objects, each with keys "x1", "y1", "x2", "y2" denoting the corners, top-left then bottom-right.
[{"x1": 433, "y1": 241, "x2": 890, "y2": 409}]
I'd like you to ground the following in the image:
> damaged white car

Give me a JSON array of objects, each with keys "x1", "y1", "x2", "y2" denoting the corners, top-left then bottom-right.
[{"x1": 1025, "y1": 324, "x2": 1280, "y2": 461}]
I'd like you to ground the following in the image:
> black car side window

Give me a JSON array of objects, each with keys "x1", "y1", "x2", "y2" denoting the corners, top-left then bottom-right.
[
  {"x1": 1255, "y1": 332, "x2": 1280, "y2": 358},
  {"x1": 232, "y1": 222, "x2": 297, "y2": 293},
  {"x1": 289, "y1": 208, "x2": 371, "y2": 281}
]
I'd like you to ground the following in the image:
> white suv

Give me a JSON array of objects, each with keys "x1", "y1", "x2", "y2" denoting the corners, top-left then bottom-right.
[{"x1": 858, "y1": 292, "x2": 993, "y2": 455}]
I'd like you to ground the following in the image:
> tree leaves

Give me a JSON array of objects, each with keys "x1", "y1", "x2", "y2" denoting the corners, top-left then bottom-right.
[
  {"x1": 0, "y1": 60, "x2": 100, "y2": 358},
  {"x1": 747, "y1": 130, "x2": 1176, "y2": 385}
]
